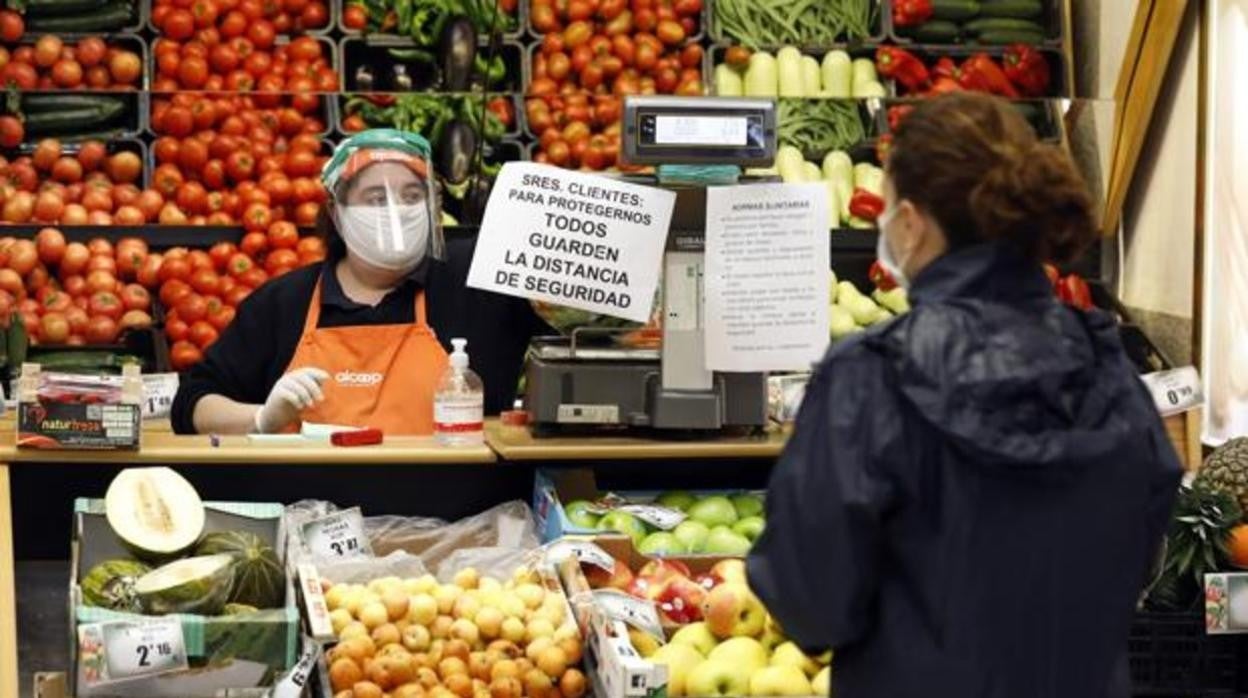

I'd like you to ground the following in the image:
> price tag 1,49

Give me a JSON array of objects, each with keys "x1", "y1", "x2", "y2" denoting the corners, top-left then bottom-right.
[
  {"x1": 300, "y1": 507, "x2": 373, "y2": 561},
  {"x1": 141, "y1": 373, "x2": 180, "y2": 419},
  {"x1": 1141, "y1": 366, "x2": 1204, "y2": 417},
  {"x1": 78, "y1": 618, "x2": 187, "y2": 686}
]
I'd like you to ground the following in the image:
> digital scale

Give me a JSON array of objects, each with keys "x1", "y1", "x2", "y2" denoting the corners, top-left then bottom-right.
[{"x1": 524, "y1": 97, "x2": 778, "y2": 434}]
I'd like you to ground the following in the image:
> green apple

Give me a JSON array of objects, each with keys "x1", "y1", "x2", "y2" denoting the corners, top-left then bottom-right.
[
  {"x1": 704, "y1": 526, "x2": 752, "y2": 556},
  {"x1": 563, "y1": 500, "x2": 601, "y2": 529},
  {"x1": 732, "y1": 516, "x2": 765, "y2": 543},
  {"x1": 749, "y1": 665, "x2": 811, "y2": 696},
  {"x1": 650, "y1": 642, "x2": 704, "y2": 697},
  {"x1": 711, "y1": 559, "x2": 747, "y2": 585},
  {"x1": 669, "y1": 622, "x2": 717, "y2": 657},
  {"x1": 673, "y1": 520, "x2": 710, "y2": 553},
  {"x1": 812, "y1": 666, "x2": 831, "y2": 696},
  {"x1": 655, "y1": 490, "x2": 698, "y2": 512},
  {"x1": 638, "y1": 531, "x2": 687, "y2": 556},
  {"x1": 758, "y1": 623, "x2": 786, "y2": 654},
  {"x1": 731, "y1": 493, "x2": 764, "y2": 519},
  {"x1": 685, "y1": 659, "x2": 750, "y2": 697},
  {"x1": 770, "y1": 642, "x2": 820, "y2": 677},
  {"x1": 708, "y1": 637, "x2": 768, "y2": 673},
  {"x1": 596, "y1": 510, "x2": 648, "y2": 546},
  {"x1": 687, "y1": 496, "x2": 739, "y2": 528}
]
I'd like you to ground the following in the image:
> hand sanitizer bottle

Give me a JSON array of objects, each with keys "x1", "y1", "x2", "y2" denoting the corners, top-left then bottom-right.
[{"x1": 434, "y1": 338, "x2": 484, "y2": 446}]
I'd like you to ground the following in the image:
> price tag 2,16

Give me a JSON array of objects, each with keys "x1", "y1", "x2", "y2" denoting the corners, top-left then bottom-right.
[
  {"x1": 78, "y1": 618, "x2": 188, "y2": 686},
  {"x1": 1141, "y1": 366, "x2": 1204, "y2": 417},
  {"x1": 300, "y1": 507, "x2": 373, "y2": 561}
]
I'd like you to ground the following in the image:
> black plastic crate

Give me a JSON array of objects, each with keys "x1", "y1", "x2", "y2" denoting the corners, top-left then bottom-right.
[
  {"x1": 879, "y1": 45, "x2": 1070, "y2": 99},
  {"x1": 705, "y1": 44, "x2": 891, "y2": 98},
  {"x1": 342, "y1": 36, "x2": 525, "y2": 93},
  {"x1": 22, "y1": 2, "x2": 146, "y2": 35},
  {"x1": 0, "y1": 137, "x2": 148, "y2": 189},
  {"x1": 888, "y1": 0, "x2": 1067, "y2": 47},
  {"x1": 707, "y1": 0, "x2": 879, "y2": 47},
  {"x1": 1, "y1": 34, "x2": 148, "y2": 90},
  {"x1": 339, "y1": 92, "x2": 522, "y2": 140},
  {"x1": 334, "y1": 0, "x2": 525, "y2": 40},
  {"x1": 6, "y1": 91, "x2": 147, "y2": 142},
  {"x1": 1127, "y1": 611, "x2": 1246, "y2": 697}
]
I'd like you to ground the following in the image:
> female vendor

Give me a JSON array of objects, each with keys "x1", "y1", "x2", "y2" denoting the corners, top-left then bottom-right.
[{"x1": 171, "y1": 130, "x2": 547, "y2": 434}]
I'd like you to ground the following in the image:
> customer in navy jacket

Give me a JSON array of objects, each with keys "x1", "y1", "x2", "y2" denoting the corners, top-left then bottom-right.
[{"x1": 747, "y1": 93, "x2": 1182, "y2": 698}]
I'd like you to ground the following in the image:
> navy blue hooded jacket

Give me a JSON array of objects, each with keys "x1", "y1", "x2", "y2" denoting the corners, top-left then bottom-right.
[{"x1": 747, "y1": 242, "x2": 1182, "y2": 698}]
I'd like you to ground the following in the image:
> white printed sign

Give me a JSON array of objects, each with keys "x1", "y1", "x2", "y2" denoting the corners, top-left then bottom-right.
[
  {"x1": 704, "y1": 183, "x2": 831, "y2": 371},
  {"x1": 300, "y1": 507, "x2": 373, "y2": 560},
  {"x1": 78, "y1": 618, "x2": 188, "y2": 686},
  {"x1": 1141, "y1": 366, "x2": 1204, "y2": 417},
  {"x1": 467, "y1": 162, "x2": 675, "y2": 323},
  {"x1": 141, "y1": 374, "x2": 179, "y2": 419}
]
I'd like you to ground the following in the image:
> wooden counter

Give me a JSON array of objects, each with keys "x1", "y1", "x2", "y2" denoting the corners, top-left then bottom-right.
[{"x1": 485, "y1": 420, "x2": 789, "y2": 461}]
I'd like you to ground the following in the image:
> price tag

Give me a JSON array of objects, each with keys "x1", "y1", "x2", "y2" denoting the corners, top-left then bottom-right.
[
  {"x1": 1141, "y1": 366, "x2": 1204, "y2": 417},
  {"x1": 542, "y1": 539, "x2": 617, "y2": 571},
  {"x1": 78, "y1": 618, "x2": 187, "y2": 686},
  {"x1": 271, "y1": 640, "x2": 322, "y2": 698},
  {"x1": 619, "y1": 504, "x2": 686, "y2": 531},
  {"x1": 300, "y1": 507, "x2": 373, "y2": 561},
  {"x1": 141, "y1": 374, "x2": 179, "y2": 419},
  {"x1": 592, "y1": 589, "x2": 664, "y2": 640}
]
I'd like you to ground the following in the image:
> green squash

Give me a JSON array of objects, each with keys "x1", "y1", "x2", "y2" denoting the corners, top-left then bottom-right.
[
  {"x1": 80, "y1": 559, "x2": 151, "y2": 612},
  {"x1": 194, "y1": 531, "x2": 285, "y2": 609},
  {"x1": 135, "y1": 553, "x2": 235, "y2": 616}
]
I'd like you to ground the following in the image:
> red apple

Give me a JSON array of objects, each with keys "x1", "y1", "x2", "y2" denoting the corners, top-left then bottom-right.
[
  {"x1": 655, "y1": 576, "x2": 708, "y2": 625},
  {"x1": 701, "y1": 582, "x2": 766, "y2": 639},
  {"x1": 584, "y1": 559, "x2": 635, "y2": 591}
]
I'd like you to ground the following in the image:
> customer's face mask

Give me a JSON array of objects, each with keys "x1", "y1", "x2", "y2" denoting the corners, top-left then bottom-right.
[{"x1": 876, "y1": 203, "x2": 910, "y2": 289}]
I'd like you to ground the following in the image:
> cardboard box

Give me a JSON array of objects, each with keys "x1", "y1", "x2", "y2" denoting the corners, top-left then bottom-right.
[
  {"x1": 532, "y1": 469, "x2": 765, "y2": 545},
  {"x1": 69, "y1": 499, "x2": 298, "y2": 697},
  {"x1": 16, "y1": 364, "x2": 142, "y2": 450}
]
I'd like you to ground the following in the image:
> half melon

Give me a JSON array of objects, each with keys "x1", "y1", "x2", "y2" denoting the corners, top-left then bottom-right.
[
  {"x1": 105, "y1": 467, "x2": 205, "y2": 560},
  {"x1": 135, "y1": 553, "x2": 236, "y2": 616}
]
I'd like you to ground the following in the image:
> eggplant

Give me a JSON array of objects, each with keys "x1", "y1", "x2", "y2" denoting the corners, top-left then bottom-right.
[
  {"x1": 354, "y1": 65, "x2": 376, "y2": 91},
  {"x1": 461, "y1": 175, "x2": 494, "y2": 225},
  {"x1": 436, "y1": 119, "x2": 478, "y2": 187},
  {"x1": 439, "y1": 16, "x2": 477, "y2": 92}
]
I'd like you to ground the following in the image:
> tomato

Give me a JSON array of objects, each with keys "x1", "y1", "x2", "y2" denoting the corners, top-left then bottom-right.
[
  {"x1": 564, "y1": 20, "x2": 594, "y2": 48},
  {"x1": 531, "y1": 3, "x2": 558, "y2": 32},
  {"x1": 0, "y1": 11, "x2": 23, "y2": 43},
  {"x1": 40, "y1": 313, "x2": 70, "y2": 344},
  {"x1": 293, "y1": 201, "x2": 319, "y2": 227},
  {"x1": 173, "y1": 292, "x2": 207, "y2": 323},
  {"x1": 65, "y1": 306, "x2": 88, "y2": 335},
  {"x1": 34, "y1": 35, "x2": 62, "y2": 68},
  {"x1": 163, "y1": 9, "x2": 196, "y2": 40},
  {"x1": 673, "y1": 0, "x2": 700, "y2": 14},
  {"x1": 118, "y1": 309, "x2": 152, "y2": 332},
  {"x1": 238, "y1": 267, "x2": 268, "y2": 289},
  {"x1": 242, "y1": 203, "x2": 273, "y2": 232},
  {"x1": 8, "y1": 240, "x2": 37, "y2": 275},
  {"x1": 0, "y1": 116, "x2": 23, "y2": 149},
  {"x1": 208, "y1": 242, "x2": 237, "y2": 271},
  {"x1": 224, "y1": 151, "x2": 256, "y2": 183},
  {"x1": 207, "y1": 303, "x2": 236, "y2": 332},
  {"x1": 265, "y1": 248, "x2": 298, "y2": 274},
  {"x1": 343, "y1": 2, "x2": 367, "y2": 28},
  {"x1": 25, "y1": 266, "x2": 50, "y2": 294},
  {"x1": 40, "y1": 289, "x2": 71, "y2": 314},
  {"x1": 51, "y1": 59, "x2": 83, "y2": 88},
  {"x1": 0, "y1": 269, "x2": 21, "y2": 299},
  {"x1": 546, "y1": 140, "x2": 571, "y2": 167},
  {"x1": 33, "y1": 192, "x2": 64, "y2": 224},
  {"x1": 225, "y1": 252, "x2": 254, "y2": 278},
  {"x1": 263, "y1": 221, "x2": 297, "y2": 250},
  {"x1": 223, "y1": 285, "x2": 251, "y2": 307},
  {"x1": 680, "y1": 43, "x2": 703, "y2": 69},
  {"x1": 166, "y1": 316, "x2": 190, "y2": 343},
  {"x1": 87, "y1": 291, "x2": 124, "y2": 321},
  {"x1": 676, "y1": 77, "x2": 702, "y2": 96},
  {"x1": 34, "y1": 227, "x2": 66, "y2": 266},
  {"x1": 120, "y1": 284, "x2": 151, "y2": 311},
  {"x1": 135, "y1": 190, "x2": 165, "y2": 222},
  {"x1": 103, "y1": 152, "x2": 142, "y2": 186},
  {"x1": 299, "y1": 1, "x2": 328, "y2": 28},
  {"x1": 158, "y1": 257, "x2": 192, "y2": 286},
  {"x1": 187, "y1": 269, "x2": 220, "y2": 296},
  {"x1": 56, "y1": 243, "x2": 88, "y2": 277},
  {"x1": 170, "y1": 340, "x2": 202, "y2": 370},
  {"x1": 32, "y1": 139, "x2": 61, "y2": 173},
  {"x1": 188, "y1": 320, "x2": 218, "y2": 349},
  {"x1": 61, "y1": 275, "x2": 86, "y2": 298},
  {"x1": 84, "y1": 269, "x2": 115, "y2": 296},
  {"x1": 174, "y1": 182, "x2": 208, "y2": 215},
  {"x1": 84, "y1": 316, "x2": 118, "y2": 344}
]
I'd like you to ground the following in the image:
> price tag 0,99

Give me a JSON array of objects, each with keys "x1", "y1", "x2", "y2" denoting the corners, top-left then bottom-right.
[
  {"x1": 300, "y1": 507, "x2": 373, "y2": 561},
  {"x1": 1141, "y1": 366, "x2": 1204, "y2": 417},
  {"x1": 78, "y1": 618, "x2": 188, "y2": 686}
]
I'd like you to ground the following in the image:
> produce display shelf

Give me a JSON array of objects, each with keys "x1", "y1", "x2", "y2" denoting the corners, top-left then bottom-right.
[
  {"x1": 523, "y1": 41, "x2": 710, "y2": 107},
  {"x1": 484, "y1": 419, "x2": 789, "y2": 461},
  {"x1": 144, "y1": 1, "x2": 332, "y2": 35},
  {"x1": 1, "y1": 33, "x2": 149, "y2": 91},
  {"x1": 19, "y1": 0, "x2": 149, "y2": 37},
  {"x1": 705, "y1": 0, "x2": 883, "y2": 48},
  {"x1": 877, "y1": 43, "x2": 1071, "y2": 99},
  {"x1": 145, "y1": 34, "x2": 341, "y2": 95},
  {"x1": 527, "y1": 0, "x2": 705, "y2": 42},
  {"x1": 0, "y1": 224, "x2": 240, "y2": 248},
  {"x1": 340, "y1": 35, "x2": 527, "y2": 95},
  {"x1": 706, "y1": 43, "x2": 893, "y2": 97},
  {"x1": 887, "y1": 0, "x2": 1068, "y2": 48},
  {"x1": 7, "y1": 90, "x2": 149, "y2": 143},
  {"x1": 333, "y1": 0, "x2": 528, "y2": 40}
]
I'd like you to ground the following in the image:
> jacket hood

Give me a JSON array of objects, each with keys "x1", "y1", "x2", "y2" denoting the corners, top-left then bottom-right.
[{"x1": 872, "y1": 243, "x2": 1139, "y2": 472}]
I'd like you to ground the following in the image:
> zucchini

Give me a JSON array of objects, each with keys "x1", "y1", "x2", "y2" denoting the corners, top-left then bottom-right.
[
  {"x1": 23, "y1": 0, "x2": 109, "y2": 16},
  {"x1": 24, "y1": 1, "x2": 134, "y2": 31},
  {"x1": 29, "y1": 351, "x2": 123, "y2": 370},
  {"x1": 978, "y1": 0, "x2": 1043, "y2": 19},
  {"x1": 60, "y1": 129, "x2": 127, "y2": 144},
  {"x1": 964, "y1": 17, "x2": 1046, "y2": 34},
  {"x1": 21, "y1": 94, "x2": 125, "y2": 113},
  {"x1": 977, "y1": 28, "x2": 1046, "y2": 44},
  {"x1": 908, "y1": 20, "x2": 961, "y2": 43},
  {"x1": 22, "y1": 104, "x2": 124, "y2": 135},
  {"x1": 931, "y1": 0, "x2": 980, "y2": 21}
]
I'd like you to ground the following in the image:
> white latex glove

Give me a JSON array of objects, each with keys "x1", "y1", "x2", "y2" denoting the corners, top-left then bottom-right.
[{"x1": 253, "y1": 367, "x2": 329, "y2": 434}]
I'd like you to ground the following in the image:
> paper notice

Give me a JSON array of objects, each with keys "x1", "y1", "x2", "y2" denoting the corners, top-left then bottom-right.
[
  {"x1": 704, "y1": 183, "x2": 830, "y2": 372},
  {"x1": 467, "y1": 162, "x2": 675, "y2": 323}
]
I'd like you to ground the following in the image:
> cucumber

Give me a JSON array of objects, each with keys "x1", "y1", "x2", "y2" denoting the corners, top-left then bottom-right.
[
  {"x1": 23, "y1": 103, "x2": 125, "y2": 135},
  {"x1": 909, "y1": 20, "x2": 961, "y2": 42},
  {"x1": 964, "y1": 17, "x2": 1046, "y2": 34},
  {"x1": 60, "y1": 129, "x2": 127, "y2": 144},
  {"x1": 931, "y1": 0, "x2": 980, "y2": 21},
  {"x1": 24, "y1": 1, "x2": 134, "y2": 31},
  {"x1": 978, "y1": 28, "x2": 1047, "y2": 44},
  {"x1": 21, "y1": 94, "x2": 125, "y2": 113},
  {"x1": 979, "y1": 0, "x2": 1043, "y2": 19},
  {"x1": 23, "y1": 0, "x2": 109, "y2": 16},
  {"x1": 29, "y1": 351, "x2": 124, "y2": 370}
]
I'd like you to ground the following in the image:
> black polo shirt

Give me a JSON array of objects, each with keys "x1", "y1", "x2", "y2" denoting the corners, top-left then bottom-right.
[{"x1": 170, "y1": 234, "x2": 549, "y2": 434}]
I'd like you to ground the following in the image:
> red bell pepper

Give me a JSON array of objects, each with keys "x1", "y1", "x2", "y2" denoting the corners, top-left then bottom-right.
[
  {"x1": 933, "y1": 56, "x2": 961, "y2": 80},
  {"x1": 870, "y1": 260, "x2": 898, "y2": 291},
  {"x1": 892, "y1": 0, "x2": 933, "y2": 27},
  {"x1": 1056, "y1": 274, "x2": 1093, "y2": 310},
  {"x1": 957, "y1": 54, "x2": 1019, "y2": 98},
  {"x1": 849, "y1": 188, "x2": 886, "y2": 221},
  {"x1": 1002, "y1": 44, "x2": 1051, "y2": 97},
  {"x1": 876, "y1": 47, "x2": 931, "y2": 93},
  {"x1": 875, "y1": 133, "x2": 894, "y2": 164},
  {"x1": 887, "y1": 105, "x2": 914, "y2": 131},
  {"x1": 927, "y1": 76, "x2": 963, "y2": 96}
]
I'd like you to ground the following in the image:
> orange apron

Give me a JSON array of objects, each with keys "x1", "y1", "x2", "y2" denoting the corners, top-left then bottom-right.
[{"x1": 284, "y1": 278, "x2": 448, "y2": 435}]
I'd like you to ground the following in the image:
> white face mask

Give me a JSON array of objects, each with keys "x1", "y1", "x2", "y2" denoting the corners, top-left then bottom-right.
[
  {"x1": 338, "y1": 204, "x2": 430, "y2": 272},
  {"x1": 876, "y1": 204, "x2": 910, "y2": 289}
]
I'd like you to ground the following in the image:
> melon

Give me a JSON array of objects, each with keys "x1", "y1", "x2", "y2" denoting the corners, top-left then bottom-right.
[
  {"x1": 105, "y1": 467, "x2": 205, "y2": 560},
  {"x1": 80, "y1": 559, "x2": 151, "y2": 612},
  {"x1": 194, "y1": 531, "x2": 286, "y2": 609},
  {"x1": 135, "y1": 553, "x2": 235, "y2": 616},
  {"x1": 222, "y1": 603, "x2": 260, "y2": 615}
]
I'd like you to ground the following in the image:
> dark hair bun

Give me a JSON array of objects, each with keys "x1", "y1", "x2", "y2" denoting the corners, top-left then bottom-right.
[{"x1": 968, "y1": 142, "x2": 1097, "y2": 264}]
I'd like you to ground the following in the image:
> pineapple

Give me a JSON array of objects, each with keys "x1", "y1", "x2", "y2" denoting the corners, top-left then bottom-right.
[
  {"x1": 1195, "y1": 438, "x2": 1248, "y2": 513},
  {"x1": 1143, "y1": 482, "x2": 1243, "y2": 611}
]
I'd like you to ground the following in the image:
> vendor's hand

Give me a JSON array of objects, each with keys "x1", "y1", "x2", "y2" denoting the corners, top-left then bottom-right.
[{"x1": 253, "y1": 367, "x2": 329, "y2": 434}]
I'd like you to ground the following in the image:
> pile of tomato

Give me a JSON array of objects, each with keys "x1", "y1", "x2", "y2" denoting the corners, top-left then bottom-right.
[
  {"x1": 149, "y1": 93, "x2": 329, "y2": 228},
  {"x1": 151, "y1": 5, "x2": 335, "y2": 92},
  {"x1": 0, "y1": 35, "x2": 143, "y2": 90},
  {"x1": 525, "y1": 94, "x2": 628, "y2": 171},
  {"x1": 0, "y1": 139, "x2": 166, "y2": 225}
]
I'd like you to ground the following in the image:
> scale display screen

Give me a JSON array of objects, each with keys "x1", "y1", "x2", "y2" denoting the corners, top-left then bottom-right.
[{"x1": 652, "y1": 115, "x2": 749, "y2": 146}]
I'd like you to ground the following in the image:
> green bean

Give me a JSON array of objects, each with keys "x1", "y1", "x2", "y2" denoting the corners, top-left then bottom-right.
[
  {"x1": 715, "y1": 0, "x2": 873, "y2": 47},
  {"x1": 777, "y1": 99, "x2": 865, "y2": 155}
]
